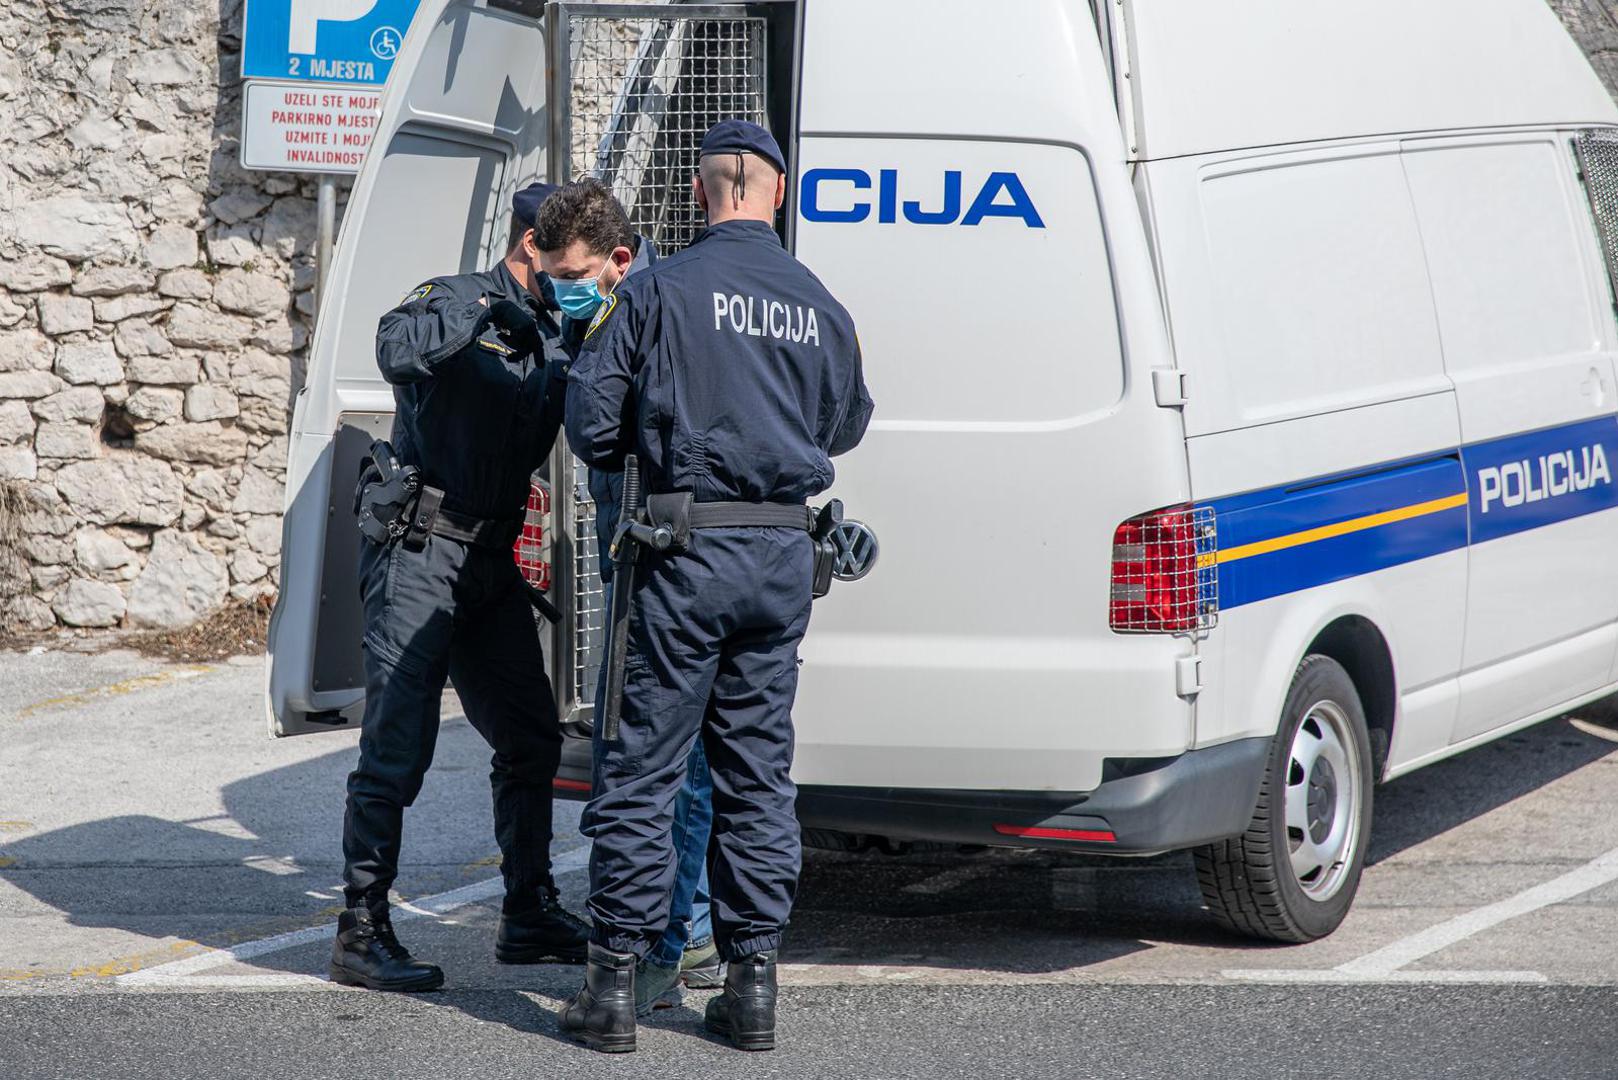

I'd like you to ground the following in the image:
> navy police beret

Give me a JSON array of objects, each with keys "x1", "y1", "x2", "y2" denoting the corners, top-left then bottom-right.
[
  {"x1": 512, "y1": 181, "x2": 559, "y2": 228},
  {"x1": 699, "y1": 119, "x2": 786, "y2": 175}
]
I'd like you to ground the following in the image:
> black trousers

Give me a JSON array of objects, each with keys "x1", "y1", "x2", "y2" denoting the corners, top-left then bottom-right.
[{"x1": 343, "y1": 533, "x2": 562, "y2": 910}]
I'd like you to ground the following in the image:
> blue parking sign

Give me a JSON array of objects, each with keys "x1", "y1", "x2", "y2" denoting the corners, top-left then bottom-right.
[{"x1": 242, "y1": 0, "x2": 423, "y2": 85}]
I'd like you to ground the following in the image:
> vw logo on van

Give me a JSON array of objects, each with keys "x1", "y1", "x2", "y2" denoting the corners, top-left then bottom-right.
[{"x1": 830, "y1": 520, "x2": 879, "y2": 581}]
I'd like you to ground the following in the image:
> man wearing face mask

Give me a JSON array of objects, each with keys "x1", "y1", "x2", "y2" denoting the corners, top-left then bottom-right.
[
  {"x1": 534, "y1": 181, "x2": 727, "y2": 1013},
  {"x1": 530, "y1": 179, "x2": 653, "y2": 609},
  {"x1": 332, "y1": 181, "x2": 591, "y2": 993},
  {"x1": 531, "y1": 179, "x2": 650, "y2": 356}
]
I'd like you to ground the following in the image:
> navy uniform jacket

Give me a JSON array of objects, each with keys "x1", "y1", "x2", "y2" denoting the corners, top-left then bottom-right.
[
  {"x1": 375, "y1": 263, "x2": 567, "y2": 523},
  {"x1": 566, "y1": 219, "x2": 873, "y2": 505},
  {"x1": 555, "y1": 237, "x2": 661, "y2": 581}
]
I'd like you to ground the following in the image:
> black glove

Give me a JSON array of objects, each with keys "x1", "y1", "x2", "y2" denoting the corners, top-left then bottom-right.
[{"x1": 487, "y1": 298, "x2": 546, "y2": 355}]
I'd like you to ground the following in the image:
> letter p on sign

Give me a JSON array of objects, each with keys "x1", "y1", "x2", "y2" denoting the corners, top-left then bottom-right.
[{"x1": 289, "y1": 0, "x2": 381, "y2": 54}]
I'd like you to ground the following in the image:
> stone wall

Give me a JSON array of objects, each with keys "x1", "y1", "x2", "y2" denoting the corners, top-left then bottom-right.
[
  {"x1": 0, "y1": 0, "x2": 320, "y2": 634},
  {"x1": 1553, "y1": 0, "x2": 1618, "y2": 89},
  {"x1": 1, "y1": 0, "x2": 1617, "y2": 637}
]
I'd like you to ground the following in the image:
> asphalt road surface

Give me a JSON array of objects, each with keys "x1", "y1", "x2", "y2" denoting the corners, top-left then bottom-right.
[{"x1": 2, "y1": 646, "x2": 1616, "y2": 1079}]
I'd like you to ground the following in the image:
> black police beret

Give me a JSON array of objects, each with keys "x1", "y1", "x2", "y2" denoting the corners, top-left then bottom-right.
[
  {"x1": 699, "y1": 119, "x2": 785, "y2": 175},
  {"x1": 512, "y1": 181, "x2": 559, "y2": 228}
]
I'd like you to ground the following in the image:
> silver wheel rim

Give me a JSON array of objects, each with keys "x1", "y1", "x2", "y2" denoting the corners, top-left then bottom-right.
[{"x1": 1284, "y1": 699, "x2": 1362, "y2": 902}]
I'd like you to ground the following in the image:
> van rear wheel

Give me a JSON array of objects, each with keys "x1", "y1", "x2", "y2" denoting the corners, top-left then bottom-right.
[{"x1": 1193, "y1": 654, "x2": 1374, "y2": 943}]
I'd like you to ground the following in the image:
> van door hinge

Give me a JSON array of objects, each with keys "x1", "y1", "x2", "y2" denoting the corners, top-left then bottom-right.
[
  {"x1": 1152, "y1": 368, "x2": 1188, "y2": 408},
  {"x1": 1176, "y1": 655, "x2": 1203, "y2": 698}
]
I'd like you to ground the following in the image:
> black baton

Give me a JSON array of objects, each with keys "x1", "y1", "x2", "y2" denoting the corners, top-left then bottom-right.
[{"x1": 601, "y1": 457, "x2": 644, "y2": 742}]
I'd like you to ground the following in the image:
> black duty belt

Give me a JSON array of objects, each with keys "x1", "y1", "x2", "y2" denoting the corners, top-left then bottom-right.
[
  {"x1": 681, "y1": 501, "x2": 815, "y2": 532},
  {"x1": 429, "y1": 502, "x2": 523, "y2": 549},
  {"x1": 393, "y1": 483, "x2": 519, "y2": 552},
  {"x1": 408, "y1": 487, "x2": 555, "y2": 621},
  {"x1": 355, "y1": 439, "x2": 556, "y2": 623},
  {"x1": 627, "y1": 494, "x2": 813, "y2": 557}
]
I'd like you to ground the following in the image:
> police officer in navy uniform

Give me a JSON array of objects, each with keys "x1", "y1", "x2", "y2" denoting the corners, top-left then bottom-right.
[
  {"x1": 559, "y1": 121, "x2": 874, "y2": 1052},
  {"x1": 331, "y1": 182, "x2": 590, "y2": 992}
]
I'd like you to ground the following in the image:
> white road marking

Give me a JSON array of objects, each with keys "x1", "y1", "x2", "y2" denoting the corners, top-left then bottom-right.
[
  {"x1": 241, "y1": 855, "x2": 303, "y2": 876},
  {"x1": 1223, "y1": 969, "x2": 1547, "y2": 984},
  {"x1": 1225, "y1": 843, "x2": 1618, "y2": 985},
  {"x1": 1336, "y1": 844, "x2": 1618, "y2": 977},
  {"x1": 181, "y1": 815, "x2": 260, "y2": 842},
  {"x1": 115, "y1": 845, "x2": 590, "y2": 990},
  {"x1": 119, "y1": 974, "x2": 338, "y2": 990},
  {"x1": 93, "y1": 840, "x2": 1618, "y2": 993},
  {"x1": 1568, "y1": 717, "x2": 1618, "y2": 744}
]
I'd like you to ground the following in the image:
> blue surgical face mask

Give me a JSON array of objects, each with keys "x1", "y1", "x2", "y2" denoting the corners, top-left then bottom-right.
[{"x1": 550, "y1": 261, "x2": 611, "y2": 320}]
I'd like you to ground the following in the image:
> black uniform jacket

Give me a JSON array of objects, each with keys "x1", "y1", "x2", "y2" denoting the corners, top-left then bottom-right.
[
  {"x1": 565, "y1": 219, "x2": 874, "y2": 504},
  {"x1": 375, "y1": 262, "x2": 568, "y2": 522}
]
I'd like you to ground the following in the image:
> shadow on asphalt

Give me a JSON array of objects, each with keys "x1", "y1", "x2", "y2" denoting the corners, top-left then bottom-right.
[
  {"x1": 443, "y1": 987, "x2": 563, "y2": 1043},
  {"x1": 1368, "y1": 708, "x2": 1616, "y2": 864},
  {"x1": 1, "y1": 709, "x2": 1613, "y2": 1000},
  {"x1": 0, "y1": 717, "x2": 507, "y2": 977}
]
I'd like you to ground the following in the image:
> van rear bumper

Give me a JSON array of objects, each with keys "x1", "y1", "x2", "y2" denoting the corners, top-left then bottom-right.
[{"x1": 794, "y1": 735, "x2": 1273, "y2": 855}]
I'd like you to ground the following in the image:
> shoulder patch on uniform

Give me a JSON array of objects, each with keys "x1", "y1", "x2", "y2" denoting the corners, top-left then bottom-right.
[
  {"x1": 584, "y1": 292, "x2": 618, "y2": 340},
  {"x1": 401, "y1": 283, "x2": 435, "y2": 304}
]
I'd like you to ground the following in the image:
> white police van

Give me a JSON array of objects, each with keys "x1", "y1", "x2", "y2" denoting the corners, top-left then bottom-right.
[{"x1": 268, "y1": 0, "x2": 1618, "y2": 942}]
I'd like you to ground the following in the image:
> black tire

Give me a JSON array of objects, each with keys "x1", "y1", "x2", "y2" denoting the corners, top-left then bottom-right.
[{"x1": 1194, "y1": 654, "x2": 1374, "y2": 943}]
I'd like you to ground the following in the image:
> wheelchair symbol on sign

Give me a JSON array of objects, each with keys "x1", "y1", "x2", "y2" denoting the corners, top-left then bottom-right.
[{"x1": 370, "y1": 26, "x2": 402, "y2": 61}]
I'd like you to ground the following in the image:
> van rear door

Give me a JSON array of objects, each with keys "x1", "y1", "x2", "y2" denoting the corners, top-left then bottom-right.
[
  {"x1": 265, "y1": 0, "x2": 548, "y2": 736},
  {"x1": 787, "y1": 0, "x2": 1194, "y2": 794}
]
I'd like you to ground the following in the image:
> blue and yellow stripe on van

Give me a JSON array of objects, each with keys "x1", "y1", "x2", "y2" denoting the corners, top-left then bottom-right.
[{"x1": 1200, "y1": 415, "x2": 1618, "y2": 611}]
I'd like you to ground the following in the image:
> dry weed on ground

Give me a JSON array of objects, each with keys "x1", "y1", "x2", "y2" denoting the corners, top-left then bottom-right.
[{"x1": 0, "y1": 596, "x2": 273, "y2": 663}]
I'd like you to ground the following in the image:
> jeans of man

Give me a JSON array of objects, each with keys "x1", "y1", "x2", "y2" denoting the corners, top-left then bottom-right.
[
  {"x1": 593, "y1": 578, "x2": 715, "y2": 963},
  {"x1": 648, "y1": 739, "x2": 714, "y2": 966}
]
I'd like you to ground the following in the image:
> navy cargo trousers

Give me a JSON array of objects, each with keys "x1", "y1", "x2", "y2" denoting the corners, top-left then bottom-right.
[
  {"x1": 584, "y1": 526, "x2": 814, "y2": 960},
  {"x1": 344, "y1": 533, "x2": 561, "y2": 910}
]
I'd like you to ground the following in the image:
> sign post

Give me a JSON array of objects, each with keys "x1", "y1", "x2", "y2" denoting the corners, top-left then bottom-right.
[
  {"x1": 316, "y1": 175, "x2": 336, "y2": 324},
  {"x1": 240, "y1": 0, "x2": 422, "y2": 325}
]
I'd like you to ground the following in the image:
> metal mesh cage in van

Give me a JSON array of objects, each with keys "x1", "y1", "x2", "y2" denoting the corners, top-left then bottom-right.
[
  {"x1": 1575, "y1": 129, "x2": 1618, "y2": 312},
  {"x1": 563, "y1": 13, "x2": 768, "y2": 249}
]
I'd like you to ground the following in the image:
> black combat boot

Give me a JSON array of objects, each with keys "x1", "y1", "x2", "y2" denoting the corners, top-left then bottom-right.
[
  {"x1": 495, "y1": 882, "x2": 590, "y2": 964},
  {"x1": 558, "y1": 943, "x2": 638, "y2": 1053},
  {"x1": 328, "y1": 906, "x2": 444, "y2": 992},
  {"x1": 703, "y1": 950, "x2": 777, "y2": 1051}
]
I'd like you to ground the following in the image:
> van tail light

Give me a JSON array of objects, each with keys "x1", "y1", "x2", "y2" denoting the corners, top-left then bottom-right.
[
  {"x1": 513, "y1": 479, "x2": 553, "y2": 593},
  {"x1": 1109, "y1": 505, "x2": 1218, "y2": 633}
]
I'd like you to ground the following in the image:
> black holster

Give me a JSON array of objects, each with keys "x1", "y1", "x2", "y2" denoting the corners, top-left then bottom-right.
[
  {"x1": 354, "y1": 440, "x2": 421, "y2": 546},
  {"x1": 644, "y1": 492, "x2": 694, "y2": 554},
  {"x1": 810, "y1": 500, "x2": 844, "y2": 599},
  {"x1": 402, "y1": 486, "x2": 444, "y2": 551}
]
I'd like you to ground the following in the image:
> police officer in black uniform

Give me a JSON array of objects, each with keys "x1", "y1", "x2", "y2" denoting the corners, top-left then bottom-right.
[
  {"x1": 330, "y1": 182, "x2": 590, "y2": 992},
  {"x1": 559, "y1": 121, "x2": 874, "y2": 1052}
]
